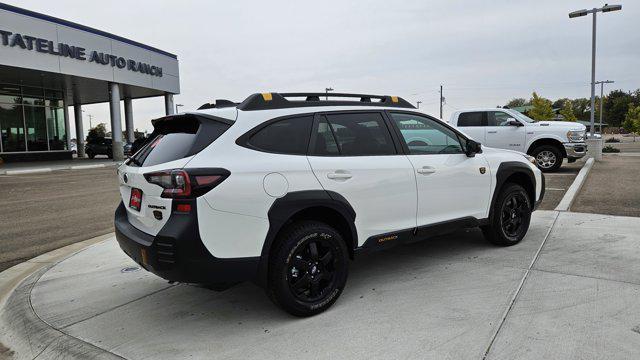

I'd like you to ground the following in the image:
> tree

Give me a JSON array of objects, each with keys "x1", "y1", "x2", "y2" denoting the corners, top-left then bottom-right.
[
  {"x1": 86, "y1": 123, "x2": 107, "y2": 142},
  {"x1": 559, "y1": 100, "x2": 577, "y2": 122},
  {"x1": 623, "y1": 104, "x2": 640, "y2": 142},
  {"x1": 505, "y1": 98, "x2": 528, "y2": 108},
  {"x1": 528, "y1": 92, "x2": 555, "y2": 121},
  {"x1": 571, "y1": 98, "x2": 591, "y2": 121},
  {"x1": 604, "y1": 90, "x2": 635, "y2": 127},
  {"x1": 553, "y1": 98, "x2": 571, "y2": 110}
]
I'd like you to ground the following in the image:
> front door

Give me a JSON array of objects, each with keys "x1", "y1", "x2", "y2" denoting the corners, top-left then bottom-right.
[
  {"x1": 484, "y1": 111, "x2": 526, "y2": 153},
  {"x1": 306, "y1": 112, "x2": 417, "y2": 245},
  {"x1": 387, "y1": 112, "x2": 492, "y2": 226}
]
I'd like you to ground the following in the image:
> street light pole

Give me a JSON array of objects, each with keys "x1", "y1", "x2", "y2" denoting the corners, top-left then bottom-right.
[
  {"x1": 439, "y1": 85, "x2": 444, "y2": 119},
  {"x1": 175, "y1": 104, "x2": 184, "y2": 114},
  {"x1": 325, "y1": 87, "x2": 334, "y2": 100},
  {"x1": 569, "y1": 4, "x2": 622, "y2": 138},
  {"x1": 416, "y1": 101, "x2": 422, "y2": 109},
  {"x1": 595, "y1": 80, "x2": 614, "y2": 134}
]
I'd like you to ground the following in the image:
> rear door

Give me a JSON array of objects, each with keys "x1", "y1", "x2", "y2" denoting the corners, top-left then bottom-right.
[
  {"x1": 455, "y1": 112, "x2": 485, "y2": 143},
  {"x1": 484, "y1": 111, "x2": 526, "y2": 152},
  {"x1": 387, "y1": 111, "x2": 491, "y2": 225},
  {"x1": 118, "y1": 114, "x2": 231, "y2": 235},
  {"x1": 306, "y1": 112, "x2": 417, "y2": 244}
]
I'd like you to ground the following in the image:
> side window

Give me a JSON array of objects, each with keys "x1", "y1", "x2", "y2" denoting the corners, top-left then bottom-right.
[
  {"x1": 312, "y1": 117, "x2": 339, "y2": 155},
  {"x1": 390, "y1": 113, "x2": 464, "y2": 155},
  {"x1": 323, "y1": 113, "x2": 396, "y2": 156},
  {"x1": 457, "y1": 112, "x2": 484, "y2": 127},
  {"x1": 246, "y1": 115, "x2": 313, "y2": 155},
  {"x1": 488, "y1": 111, "x2": 514, "y2": 126}
]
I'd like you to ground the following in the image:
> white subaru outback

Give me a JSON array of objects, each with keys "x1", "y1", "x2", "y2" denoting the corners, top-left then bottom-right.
[{"x1": 115, "y1": 92, "x2": 544, "y2": 316}]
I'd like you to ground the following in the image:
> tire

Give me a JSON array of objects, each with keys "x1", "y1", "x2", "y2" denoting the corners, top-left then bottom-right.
[
  {"x1": 267, "y1": 221, "x2": 349, "y2": 317},
  {"x1": 87, "y1": 151, "x2": 95, "y2": 159},
  {"x1": 482, "y1": 183, "x2": 532, "y2": 246},
  {"x1": 530, "y1": 145, "x2": 563, "y2": 172}
]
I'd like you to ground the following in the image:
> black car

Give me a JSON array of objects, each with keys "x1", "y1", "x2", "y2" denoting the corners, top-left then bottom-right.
[{"x1": 85, "y1": 137, "x2": 113, "y2": 159}]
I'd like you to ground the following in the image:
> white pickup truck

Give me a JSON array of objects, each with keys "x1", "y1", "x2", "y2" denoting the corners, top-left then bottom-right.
[{"x1": 449, "y1": 108, "x2": 587, "y2": 172}]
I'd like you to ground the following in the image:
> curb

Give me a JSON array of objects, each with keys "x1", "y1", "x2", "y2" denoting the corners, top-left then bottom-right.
[
  {"x1": 0, "y1": 233, "x2": 116, "y2": 359},
  {"x1": 0, "y1": 233, "x2": 113, "y2": 310},
  {"x1": 0, "y1": 162, "x2": 119, "y2": 175},
  {"x1": 554, "y1": 157, "x2": 595, "y2": 212}
]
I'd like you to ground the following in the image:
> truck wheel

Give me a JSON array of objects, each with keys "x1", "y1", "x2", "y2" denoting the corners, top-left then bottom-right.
[
  {"x1": 267, "y1": 221, "x2": 349, "y2": 317},
  {"x1": 482, "y1": 183, "x2": 532, "y2": 246},
  {"x1": 531, "y1": 145, "x2": 563, "y2": 172},
  {"x1": 87, "y1": 151, "x2": 95, "y2": 159}
]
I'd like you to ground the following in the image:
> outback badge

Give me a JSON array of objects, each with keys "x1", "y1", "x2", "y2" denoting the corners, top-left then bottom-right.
[{"x1": 479, "y1": 167, "x2": 486, "y2": 174}]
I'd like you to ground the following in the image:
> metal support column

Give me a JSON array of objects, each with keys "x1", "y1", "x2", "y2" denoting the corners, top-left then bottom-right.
[
  {"x1": 164, "y1": 93, "x2": 175, "y2": 115},
  {"x1": 109, "y1": 83, "x2": 124, "y2": 161},
  {"x1": 73, "y1": 103, "x2": 85, "y2": 158},
  {"x1": 124, "y1": 97, "x2": 135, "y2": 143}
]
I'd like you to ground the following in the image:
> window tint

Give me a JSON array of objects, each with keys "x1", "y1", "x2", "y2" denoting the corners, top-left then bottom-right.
[
  {"x1": 312, "y1": 117, "x2": 339, "y2": 155},
  {"x1": 390, "y1": 113, "x2": 464, "y2": 155},
  {"x1": 457, "y1": 112, "x2": 484, "y2": 127},
  {"x1": 324, "y1": 113, "x2": 395, "y2": 156},
  {"x1": 247, "y1": 115, "x2": 313, "y2": 155},
  {"x1": 487, "y1": 111, "x2": 515, "y2": 126},
  {"x1": 131, "y1": 115, "x2": 230, "y2": 167}
]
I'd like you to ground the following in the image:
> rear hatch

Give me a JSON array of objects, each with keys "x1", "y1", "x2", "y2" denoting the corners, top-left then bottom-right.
[{"x1": 118, "y1": 114, "x2": 232, "y2": 236}]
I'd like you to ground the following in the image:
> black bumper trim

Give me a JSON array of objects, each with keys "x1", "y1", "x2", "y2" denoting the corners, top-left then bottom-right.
[
  {"x1": 534, "y1": 173, "x2": 545, "y2": 210},
  {"x1": 114, "y1": 202, "x2": 259, "y2": 284}
]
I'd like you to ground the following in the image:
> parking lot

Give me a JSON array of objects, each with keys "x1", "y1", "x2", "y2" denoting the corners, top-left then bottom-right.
[
  {"x1": 536, "y1": 159, "x2": 585, "y2": 210},
  {"x1": 2, "y1": 209, "x2": 640, "y2": 359}
]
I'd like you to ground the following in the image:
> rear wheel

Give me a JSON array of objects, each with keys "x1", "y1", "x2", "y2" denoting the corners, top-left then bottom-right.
[
  {"x1": 86, "y1": 150, "x2": 95, "y2": 159},
  {"x1": 531, "y1": 145, "x2": 563, "y2": 172},
  {"x1": 267, "y1": 221, "x2": 348, "y2": 317},
  {"x1": 482, "y1": 183, "x2": 532, "y2": 246}
]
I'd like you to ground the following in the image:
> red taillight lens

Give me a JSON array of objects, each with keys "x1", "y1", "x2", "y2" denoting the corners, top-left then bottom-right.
[
  {"x1": 176, "y1": 203, "x2": 192, "y2": 212},
  {"x1": 145, "y1": 169, "x2": 191, "y2": 198},
  {"x1": 144, "y1": 169, "x2": 228, "y2": 199}
]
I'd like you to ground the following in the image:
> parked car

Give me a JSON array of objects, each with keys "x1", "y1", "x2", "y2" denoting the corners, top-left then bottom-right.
[
  {"x1": 85, "y1": 137, "x2": 113, "y2": 159},
  {"x1": 115, "y1": 92, "x2": 544, "y2": 316},
  {"x1": 449, "y1": 108, "x2": 587, "y2": 172}
]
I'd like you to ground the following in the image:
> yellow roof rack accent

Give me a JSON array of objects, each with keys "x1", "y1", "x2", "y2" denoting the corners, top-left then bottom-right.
[
  {"x1": 261, "y1": 93, "x2": 273, "y2": 101},
  {"x1": 391, "y1": 96, "x2": 399, "y2": 103}
]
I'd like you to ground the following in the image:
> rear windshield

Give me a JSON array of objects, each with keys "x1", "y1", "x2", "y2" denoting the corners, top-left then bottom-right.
[{"x1": 129, "y1": 115, "x2": 230, "y2": 167}]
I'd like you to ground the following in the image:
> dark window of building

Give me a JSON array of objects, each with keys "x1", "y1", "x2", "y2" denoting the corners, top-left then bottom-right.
[
  {"x1": 324, "y1": 113, "x2": 395, "y2": 156},
  {"x1": 47, "y1": 107, "x2": 66, "y2": 150},
  {"x1": 24, "y1": 105, "x2": 48, "y2": 151},
  {"x1": 247, "y1": 116, "x2": 313, "y2": 155},
  {"x1": 457, "y1": 112, "x2": 484, "y2": 127},
  {"x1": 0, "y1": 102, "x2": 25, "y2": 152}
]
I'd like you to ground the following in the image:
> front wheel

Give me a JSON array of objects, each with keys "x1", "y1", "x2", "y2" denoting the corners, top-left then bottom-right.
[
  {"x1": 482, "y1": 183, "x2": 532, "y2": 246},
  {"x1": 267, "y1": 221, "x2": 349, "y2": 317},
  {"x1": 531, "y1": 145, "x2": 563, "y2": 172}
]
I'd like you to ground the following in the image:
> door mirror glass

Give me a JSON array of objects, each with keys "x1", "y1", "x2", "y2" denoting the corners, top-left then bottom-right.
[{"x1": 465, "y1": 139, "x2": 482, "y2": 157}]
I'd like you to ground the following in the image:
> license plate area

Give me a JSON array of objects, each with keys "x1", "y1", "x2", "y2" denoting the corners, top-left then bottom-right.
[{"x1": 129, "y1": 188, "x2": 143, "y2": 211}]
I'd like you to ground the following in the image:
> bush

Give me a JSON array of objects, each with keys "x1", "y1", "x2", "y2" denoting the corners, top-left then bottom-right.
[
  {"x1": 602, "y1": 145, "x2": 620, "y2": 153},
  {"x1": 605, "y1": 137, "x2": 621, "y2": 143}
]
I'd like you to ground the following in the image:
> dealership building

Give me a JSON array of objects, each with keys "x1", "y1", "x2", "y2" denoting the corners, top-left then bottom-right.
[{"x1": 0, "y1": 3, "x2": 180, "y2": 162}]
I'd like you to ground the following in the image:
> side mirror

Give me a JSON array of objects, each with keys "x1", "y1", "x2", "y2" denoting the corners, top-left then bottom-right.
[
  {"x1": 466, "y1": 139, "x2": 482, "y2": 157},
  {"x1": 507, "y1": 118, "x2": 522, "y2": 126}
]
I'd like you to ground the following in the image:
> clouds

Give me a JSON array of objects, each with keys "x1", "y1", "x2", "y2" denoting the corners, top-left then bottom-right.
[{"x1": 8, "y1": 0, "x2": 639, "y2": 135}]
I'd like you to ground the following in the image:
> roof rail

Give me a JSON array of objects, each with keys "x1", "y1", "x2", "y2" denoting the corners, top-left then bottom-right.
[
  {"x1": 197, "y1": 99, "x2": 238, "y2": 110},
  {"x1": 236, "y1": 92, "x2": 415, "y2": 111}
]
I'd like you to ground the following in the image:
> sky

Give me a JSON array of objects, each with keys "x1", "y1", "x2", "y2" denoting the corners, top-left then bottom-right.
[{"x1": 6, "y1": 0, "x2": 640, "y2": 138}]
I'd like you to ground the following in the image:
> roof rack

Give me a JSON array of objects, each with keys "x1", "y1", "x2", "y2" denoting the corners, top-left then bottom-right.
[
  {"x1": 236, "y1": 92, "x2": 415, "y2": 111},
  {"x1": 197, "y1": 99, "x2": 238, "y2": 110}
]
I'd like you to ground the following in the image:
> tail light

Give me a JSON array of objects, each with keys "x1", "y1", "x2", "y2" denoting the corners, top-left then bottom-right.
[{"x1": 144, "y1": 168, "x2": 229, "y2": 198}]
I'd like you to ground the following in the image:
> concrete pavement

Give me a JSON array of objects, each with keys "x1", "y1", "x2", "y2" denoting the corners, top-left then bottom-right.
[{"x1": 1, "y1": 210, "x2": 640, "y2": 359}]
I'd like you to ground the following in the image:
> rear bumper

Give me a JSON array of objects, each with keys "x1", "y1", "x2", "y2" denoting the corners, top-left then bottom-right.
[
  {"x1": 564, "y1": 142, "x2": 587, "y2": 159},
  {"x1": 114, "y1": 202, "x2": 259, "y2": 284}
]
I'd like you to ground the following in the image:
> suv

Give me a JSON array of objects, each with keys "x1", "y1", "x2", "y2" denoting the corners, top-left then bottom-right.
[
  {"x1": 85, "y1": 137, "x2": 113, "y2": 159},
  {"x1": 115, "y1": 93, "x2": 544, "y2": 316},
  {"x1": 449, "y1": 108, "x2": 587, "y2": 172}
]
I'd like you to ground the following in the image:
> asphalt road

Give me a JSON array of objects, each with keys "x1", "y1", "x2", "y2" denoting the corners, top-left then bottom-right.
[
  {"x1": 536, "y1": 159, "x2": 583, "y2": 210},
  {"x1": 0, "y1": 168, "x2": 121, "y2": 272}
]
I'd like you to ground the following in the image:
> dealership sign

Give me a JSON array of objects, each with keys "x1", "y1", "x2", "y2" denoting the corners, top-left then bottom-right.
[{"x1": 0, "y1": 29, "x2": 163, "y2": 77}]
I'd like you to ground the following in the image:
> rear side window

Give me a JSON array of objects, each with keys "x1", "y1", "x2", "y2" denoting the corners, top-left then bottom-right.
[
  {"x1": 130, "y1": 115, "x2": 230, "y2": 167},
  {"x1": 322, "y1": 113, "x2": 395, "y2": 156},
  {"x1": 246, "y1": 115, "x2": 313, "y2": 155},
  {"x1": 457, "y1": 112, "x2": 484, "y2": 127}
]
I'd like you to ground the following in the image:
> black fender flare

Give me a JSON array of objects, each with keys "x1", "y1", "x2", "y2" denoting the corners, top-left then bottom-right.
[
  {"x1": 489, "y1": 162, "x2": 538, "y2": 221},
  {"x1": 256, "y1": 190, "x2": 357, "y2": 287}
]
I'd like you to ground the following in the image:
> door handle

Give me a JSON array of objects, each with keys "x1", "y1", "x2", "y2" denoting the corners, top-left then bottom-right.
[
  {"x1": 417, "y1": 166, "x2": 436, "y2": 175},
  {"x1": 327, "y1": 172, "x2": 352, "y2": 180},
  {"x1": 487, "y1": 130, "x2": 497, "y2": 134}
]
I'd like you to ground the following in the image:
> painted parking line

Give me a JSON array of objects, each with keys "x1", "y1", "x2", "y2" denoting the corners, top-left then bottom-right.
[
  {"x1": 545, "y1": 188, "x2": 566, "y2": 191},
  {"x1": 544, "y1": 173, "x2": 576, "y2": 176}
]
